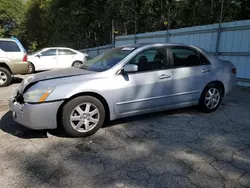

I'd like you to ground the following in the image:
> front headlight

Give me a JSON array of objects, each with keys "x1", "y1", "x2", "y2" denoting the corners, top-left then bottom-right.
[{"x1": 23, "y1": 87, "x2": 55, "y2": 103}]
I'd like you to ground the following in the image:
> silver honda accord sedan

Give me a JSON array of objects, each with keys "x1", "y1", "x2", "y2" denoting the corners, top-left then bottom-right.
[{"x1": 9, "y1": 43, "x2": 236, "y2": 137}]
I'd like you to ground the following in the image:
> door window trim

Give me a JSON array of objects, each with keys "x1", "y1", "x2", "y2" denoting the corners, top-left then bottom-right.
[
  {"x1": 58, "y1": 49, "x2": 76, "y2": 55},
  {"x1": 199, "y1": 51, "x2": 211, "y2": 65},
  {"x1": 167, "y1": 46, "x2": 208, "y2": 69},
  {"x1": 40, "y1": 49, "x2": 58, "y2": 57},
  {"x1": 118, "y1": 46, "x2": 171, "y2": 75}
]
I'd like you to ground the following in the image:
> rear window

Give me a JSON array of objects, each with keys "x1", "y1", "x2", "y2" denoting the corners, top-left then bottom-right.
[{"x1": 0, "y1": 41, "x2": 21, "y2": 52}]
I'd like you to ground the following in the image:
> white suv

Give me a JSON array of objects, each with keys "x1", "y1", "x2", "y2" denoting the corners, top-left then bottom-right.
[
  {"x1": 0, "y1": 38, "x2": 28, "y2": 87},
  {"x1": 27, "y1": 47, "x2": 88, "y2": 73}
]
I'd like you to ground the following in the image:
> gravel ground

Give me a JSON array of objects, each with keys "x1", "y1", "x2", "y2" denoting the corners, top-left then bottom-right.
[{"x1": 0, "y1": 75, "x2": 250, "y2": 188}]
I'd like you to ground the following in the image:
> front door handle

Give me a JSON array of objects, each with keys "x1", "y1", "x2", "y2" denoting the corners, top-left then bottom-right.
[
  {"x1": 159, "y1": 74, "x2": 171, "y2": 79},
  {"x1": 202, "y1": 68, "x2": 210, "y2": 73}
]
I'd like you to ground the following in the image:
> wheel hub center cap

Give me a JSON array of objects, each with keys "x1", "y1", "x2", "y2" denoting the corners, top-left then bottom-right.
[{"x1": 81, "y1": 114, "x2": 90, "y2": 119}]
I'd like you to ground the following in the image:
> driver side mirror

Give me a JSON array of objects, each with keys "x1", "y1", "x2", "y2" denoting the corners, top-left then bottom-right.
[
  {"x1": 36, "y1": 53, "x2": 42, "y2": 58},
  {"x1": 122, "y1": 64, "x2": 138, "y2": 73}
]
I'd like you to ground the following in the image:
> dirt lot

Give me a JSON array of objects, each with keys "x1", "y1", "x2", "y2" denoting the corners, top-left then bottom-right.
[{"x1": 0, "y1": 75, "x2": 250, "y2": 188}]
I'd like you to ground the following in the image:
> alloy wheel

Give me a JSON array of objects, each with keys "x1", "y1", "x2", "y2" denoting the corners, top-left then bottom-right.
[
  {"x1": 0, "y1": 71, "x2": 7, "y2": 85},
  {"x1": 73, "y1": 62, "x2": 81, "y2": 68},
  {"x1": 205, "y1": 88, "x2": 220, "y2": 109},
  {"x1": 70, "y1": 102, "x2": 100, "y2": 132},
  {"x1": 28, "y1": 64, "x2": 33, "y2": 73}
]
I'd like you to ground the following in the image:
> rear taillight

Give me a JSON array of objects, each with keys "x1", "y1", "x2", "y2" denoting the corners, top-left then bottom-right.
[
  {"x1": 23, "y1": 54, "x2": 27, "y2": 62},
  {"x1": 232, "y1": 68, "x2": 236, "y2": 74}
]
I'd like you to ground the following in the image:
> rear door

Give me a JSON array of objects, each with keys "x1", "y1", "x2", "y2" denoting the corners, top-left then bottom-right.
[
  {"x1": 167, "y1": 46, "x2": 212, "y2": 105},
  {"x1": 57, "y1": 49, "x2": 77, "y2": 68},
  {"x1": 0, "y1": 40, "x2": 23, "y2": 63},
  {"x1": 36, "y1": 49, "x2": 58, "y2": 70}
]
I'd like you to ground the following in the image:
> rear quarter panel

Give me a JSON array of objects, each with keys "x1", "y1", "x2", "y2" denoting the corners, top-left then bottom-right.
[
  {"x1": 211, "y1": 58, "x2": 236, "y2": 95},
  {"x1": 199, "y1": 51, "x2": 236, "y2": 95}
]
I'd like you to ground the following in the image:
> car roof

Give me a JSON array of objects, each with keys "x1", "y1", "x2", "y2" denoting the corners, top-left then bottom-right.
[
  {"x1": 118, "y1": 43, "x2": 209, "y2": 55},
  {"x1": 120, "y1": 42, "x2": 197, "y2": 48},
  {"x1": 43, "y1": 47, "x2": 75, "y2": 50}
]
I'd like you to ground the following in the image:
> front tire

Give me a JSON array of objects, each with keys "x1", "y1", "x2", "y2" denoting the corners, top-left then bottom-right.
[
  {"x1": 0, "y1": 67, "x2": 12, "y2": 87},
  {"x1": 198, "y1": 83, "x2": 222, "y2": 113},
  {"x1": 62, "y1": 96, "x2": 105, "y2": 137}
]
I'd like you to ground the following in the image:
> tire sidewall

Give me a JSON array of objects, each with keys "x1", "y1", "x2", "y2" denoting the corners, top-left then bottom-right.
[
  {"x1": 62, "y1": 96, "x2": 105, "y2": 137},
  {"x1": 199, "y1": 83, "x2": 222, "y2": 113},
  {"x1": 72, "y1": 61, "x2": 83, "y2": 68},
  {"x1": 0, "y1": 67, "x2": 12, "y2": 87},
  {"x1": 28, "y1": 62, "x2": 35, "y2": 73}
]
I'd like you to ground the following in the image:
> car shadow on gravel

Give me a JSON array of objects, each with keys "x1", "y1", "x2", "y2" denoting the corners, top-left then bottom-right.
[
  {"x1": 12, "y1": 76, "x2": 23, "y2": 84},
  {"x1": 0, "y1": 107, "x2": 198, "y2": 139},
  {"x1": 103, "y1": 106, "x2": 198, "y2": 128}
]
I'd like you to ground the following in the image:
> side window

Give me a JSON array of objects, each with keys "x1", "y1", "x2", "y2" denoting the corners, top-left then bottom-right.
[
  {"x1": 199, "y1": 52, "x2": 211, "y2": 65},
  {"x1": 41, "y1": 49, "x2": 57, "y2": 56},
  {"x1": 0, "y1": 41, "x2": 21, "y2": 52},
  {"x1": 129, "y1": 48, "x2": 167, "y2": 72},
  {"x1": 58, "y1": 49, "x2": 76, "y2": 55},
  {"x1": 170, "y1": 47, "x2": 201, "y2": 68}
]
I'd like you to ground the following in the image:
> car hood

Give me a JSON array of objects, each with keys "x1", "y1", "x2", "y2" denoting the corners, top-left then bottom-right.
[{"x1": 19, "y1": 68, "x2": 94, "y2": 93}]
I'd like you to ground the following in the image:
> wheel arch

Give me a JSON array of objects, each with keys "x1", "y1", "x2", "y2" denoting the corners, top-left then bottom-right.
[
  {"x1": 0, "y1": 62, "x2": 12, "y2": 74},
  {"x1": 203, "y1": 80, "x2": 225, "y2": 97},
  {"x1": 57, "y1": 91, "x2": 110, "y2": 128}
]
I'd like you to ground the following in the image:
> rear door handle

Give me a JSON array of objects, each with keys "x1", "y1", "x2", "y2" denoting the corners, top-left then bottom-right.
[
  {"x1": 202, "y1": 68, "x2": 210, "y2": 73},
  {"x1": 159, "y1": 74, "x2": 171, "y2": 79}
]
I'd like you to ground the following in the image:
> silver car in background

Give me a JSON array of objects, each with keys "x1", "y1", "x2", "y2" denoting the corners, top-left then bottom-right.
[{"x1": 9, "y1": 43, "x2": 236, "y2": 137}]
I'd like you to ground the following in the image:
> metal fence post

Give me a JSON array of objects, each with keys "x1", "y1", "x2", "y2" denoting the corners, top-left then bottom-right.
[
  {"x1": 215, "y1": 26, "x2": 222, "y2": 55},
  {"x1": 112, "y1": 19, "x2": 115, "y2": 48},
  {"x1": 166, "y1": 30, "x2": 170, "y2": 42},
  {"x1": 166, "y1": 3, "x2": 170, "y2": 43},
  {"x1": 215, "y1": 0, "x2": 224, "y2": 56}
]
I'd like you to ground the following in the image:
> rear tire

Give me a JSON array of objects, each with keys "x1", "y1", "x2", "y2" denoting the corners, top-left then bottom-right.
[
  {"x1": 198, "y1": 83, "x2": 222, "y2": 113},
  {"x1": 72, "y1": 61, "x2": 83, "y2": 68},
  {"x1": 28, "y1": 62, "x2": 35, "y2": 74},
  {"x1": 0, "y1": 67, "x2": 12, "y2": 87},
  {"x1": 62, "y1": 96, "x2": 105, "y2": 137}
]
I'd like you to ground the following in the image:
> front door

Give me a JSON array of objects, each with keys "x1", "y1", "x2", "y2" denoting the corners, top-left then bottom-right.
[
  {"x1": 167, "y1": 46, "x2": 212, "y2": 106},
  {"x1": 36, "y1": 49, "x2": 58, "y2": 70},
  {"x1": 114, "y1": 47, "x2": 173, "y2": 115}
]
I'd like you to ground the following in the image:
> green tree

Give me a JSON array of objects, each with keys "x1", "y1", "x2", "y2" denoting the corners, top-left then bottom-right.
[
  {"x1": 21, "y1": 0, "x2": 250, "y2": 51},
  {"x1": 0, "y1": 0, "x2": 25, "y2": 37}
]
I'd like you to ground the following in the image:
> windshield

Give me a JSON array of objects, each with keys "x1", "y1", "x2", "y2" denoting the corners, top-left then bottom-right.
[
  {"x1": 80, "y1": 47, "x2": 135, "y2": 72},
  {"x1": 29, "y1": 49, "x2": 44, "y2": 55}
]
